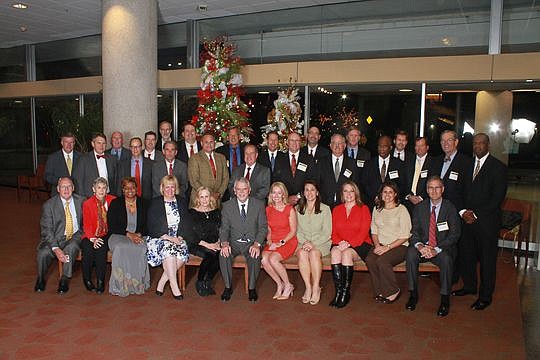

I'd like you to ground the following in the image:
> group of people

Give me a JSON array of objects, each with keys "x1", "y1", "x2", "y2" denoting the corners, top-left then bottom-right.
[{"x1": 35, "y1": 120, "x2": 507, "y2": 316}]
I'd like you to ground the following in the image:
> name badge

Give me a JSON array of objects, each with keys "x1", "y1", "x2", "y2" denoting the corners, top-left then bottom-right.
[
  {"x1": 356, "y1": 160, "x2": 365, "y2": 168},
  {"x1": 226, "y1": 160, "x2": 230, "y2": 167},
  {"x1": 437, "y1": 221, "x2": 449, "y2": 231},
  {"x1": 297, "y1": 162, "x2": 307, "y2": 172},
  {"x1": 343, "y1": 169, "x2": 352, "y2": 178},
  {"x1": 420, "y1": 170, "x2": 428, "y2": 178},
  {"x1": 389, "y1": 170, "x2": 399, "y2": 179},
  {"x1": 449, "y1": 171, "x2": 458, "y2": 181}
]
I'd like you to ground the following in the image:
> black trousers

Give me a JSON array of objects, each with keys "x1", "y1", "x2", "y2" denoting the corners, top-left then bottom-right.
[
  {"x1": 81, "y1": 238, "x2": 109, "y2": 282},
  {"x1": 190, "y1": 244, "x2": 220, "y2": 281}
]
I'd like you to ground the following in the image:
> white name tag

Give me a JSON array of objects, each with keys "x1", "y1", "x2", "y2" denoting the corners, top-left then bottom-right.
[
  {"x1": 389, "y1": 170, "x2": 399, "y2": 179},
  {"x1": 356, "y1": 160, "x2": 365, "y2": 168},
  {"x1": 343, "y1": 169, "x2": 352, "y2": 178},
  {"x1": 420, "y1": 170, "x2": 428, "y2": 178},
  {"x1": 297, "y1": 162, "x2": 307, "y2": 172},
  {"x1": 437, "y1": 221, "x2": 449, "y2": 231},
  {"x1": 449, "y1": 171, "x2": 458, "y2": 181},
  {"x1": 226, "y1": 160, "x2": 230, "y2": 167}
]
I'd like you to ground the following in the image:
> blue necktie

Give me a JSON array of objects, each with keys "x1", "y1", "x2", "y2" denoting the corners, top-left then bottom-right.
[{"x1": 349, "y1": 148, "x2": 354, "y2": 159}]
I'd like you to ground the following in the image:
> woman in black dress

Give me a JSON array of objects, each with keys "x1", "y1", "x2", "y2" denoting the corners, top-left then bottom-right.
[{"x1": 188, "y1": 186, "x2": 221, "y2": 296}]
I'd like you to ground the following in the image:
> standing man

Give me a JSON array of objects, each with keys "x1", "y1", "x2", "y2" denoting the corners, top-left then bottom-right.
[
  {"x1": 156, "y1": 120, "x2": 174, "y2": 151},
  {"x1": 152, "y1": 141, "x2": 188, "y2": 199},
  {"x1": 188, "y1": 133, "x2": 229, "y2": 208},
  {"x1": 118, "y1": 137, "x2": 153, "y2": 200},
  {"x1": 228, "y1": 144, "x2": 271, "y2": 201},
  {"x1": 258, "y1": 131, "x2": 286, "y2": 179},
  {"x1": 393, "y1": 130, "x2": 415, "y2": 168},
  {"x1": 34, "y1": 177, "x2": 84, "y2": 294},
  {"x1": 317, "y1": 133, "x2": 359, "y2": 208},
  {"x1": 346, "y1": 126, "x2": 371, "y2": 173},
  {"x1": 404, "y1": 137, "x2": 433, "y2": 212},
  {"x1": 177, "y1": 123, "x2": 200, "y2": 164},
  {"x1": 216, "y1": 126, "x2": 245, "y2": 175},
  {"x1": 452, "y1": 133, "x2": 507, "y2": 311},
  {"x1": 219, "y1": 178, "x2": 268, "y2": 302},
  {"x1": 273, "y1": 132, "x2": 317, "y2": 206},
  {"x1": 406, "y1": 176, "x2": 461, "y2": 316},
  {"x1": 44, "y1": 132, "x2": 81, "y2": 195},
  {"x1": 300, "y1": 126, "x2": 330, "y2": 164},
  {"x1": 107, "y1": 131, "x2": 130, "y2": 162},
  {"x1": 73, "y1": 133, "x2": 117, "y2": 197},
  {"x1": 143, "y1": 131, "x2": 164, "y2": 162}
]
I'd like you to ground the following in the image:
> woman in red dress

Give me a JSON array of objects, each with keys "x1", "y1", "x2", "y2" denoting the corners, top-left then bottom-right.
[{"x1": 262, "y1": 181, "x2": 298, "y2": 300}]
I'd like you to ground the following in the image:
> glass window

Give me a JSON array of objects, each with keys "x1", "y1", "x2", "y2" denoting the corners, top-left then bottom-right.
[
  {"x1": 36, "y1": 35, "x2": 101, "y2": 80},
  {"x1": 177, "y1": 91, "x2": 198, "y2": 134},
  {"x1": 158, "y1": 90, "x2": 174, "y2": 132},
  {"x1": 509, "y1": 92, "x2": 540, "y2": 169},
  {"x1": 0, "y1": 98, "x2": 32, "y2": 177},
  {"x1": 158, "y1": 22, "x2": 187, "y2": 70},
  {"x1": 0, "y1": 46, "x2": 26, "y2": 83},
  {"x1": 502, "y1": 0, "x2": 540, "y2": 53}
]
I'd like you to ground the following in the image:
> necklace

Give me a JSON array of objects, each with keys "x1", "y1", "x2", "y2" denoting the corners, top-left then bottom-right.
[{"x1": 125, "y1": 199, "x2": 136, "y2": 213}]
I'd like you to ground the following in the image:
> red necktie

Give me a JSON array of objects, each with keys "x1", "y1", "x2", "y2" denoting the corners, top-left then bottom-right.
[
  {"x1": 96, "y1": 154, "x2": 106, "y2": 159},
  {"x1": 291, "y1": 154, "x2": 297, "y2": 177},
  {"x1": 169, "y1": 162, "x2": 173, "y2": 176},
  {"x1": 209, "y1": 154, "x2": 217, "y2": 178},
  {"x1": 428, "y1": 205, "x2": 437, "y2": 247},
  {"x1": 245, "y1": 167, "x2": 251, "y2": 181},
  {"x1": 134, "y1": 159, "x2": 141, "y2": 197},
  {"x1": 190, "y1": 144, "x2": 194, "y2": 157},
  {"x1": 232, "y1": 146, "x2": 238, "y2": 169}
]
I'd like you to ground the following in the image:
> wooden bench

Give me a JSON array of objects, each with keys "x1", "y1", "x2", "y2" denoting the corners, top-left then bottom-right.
[{"x1": 180, "y1": 254, "x2": 440, "y2": 294}]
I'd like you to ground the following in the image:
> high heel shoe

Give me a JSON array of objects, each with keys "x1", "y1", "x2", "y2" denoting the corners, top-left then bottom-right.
[
  {"x1": 173, "y1": 293, "x2": 184, "y2": 301},
  {"x1": 310, "y1": 286, "x2": 322, "y2": 305},
  {"x1": 302, "y1": 288, "x2": 312, "y2": 304},
  {"x1": 277, "y1": 283, "x2": 294, "y2": 300},
  {"x1": 273, "y1": 283, "x2": 284, "y2": 299},
  {"x1": 155, "y1": 290, "x2": 164, "y2": 296}
]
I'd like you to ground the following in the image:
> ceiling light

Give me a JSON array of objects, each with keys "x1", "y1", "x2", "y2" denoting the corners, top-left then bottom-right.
[
  {"x1": 526, "y1": 79, "x2": 533, "y2": 82},
  {"x1": 197, "y1": 4, "x2": 208, "y2": 12},
  {"x1": 258, "y1": 91, "x2": 270, "y2": 94},
  {"x1": 489, "y1": 123, "x2": 500, "y2": 133},
  {"x1": 14, "y1": 100, "x2": 23, "y2": 104},
  {"x1": 157, "y1": 94, "x2": 163, "y2": 98},
  {"x1": 399, "y1": 89, "x2": 413, "y2": 92},
  {"x1": 12, "y1": 3, "x2": 28, "y2": 9},
  {"x1": 177, "y1": 62, "x2": 182, "y2": 66},
  {"x1": 341, "y1": 94, "x2": 347, "y2": 99},
  {"x1": 167, "y1": 63, "x2": 172, "y2": 67}
]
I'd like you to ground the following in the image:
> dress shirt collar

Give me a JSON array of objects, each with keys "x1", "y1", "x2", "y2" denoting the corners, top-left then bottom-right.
[
  {"x1": 237, "y1": 198, "x2": 249, "y2": 211},
  {"x1": 62, "y1": 150, "x2": 73, "y2": 158}
]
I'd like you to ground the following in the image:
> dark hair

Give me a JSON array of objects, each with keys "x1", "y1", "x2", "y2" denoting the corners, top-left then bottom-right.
[
  {"x1": 144, "y1": 131, "x2": 157, "y2": 139},
  {"x1": 92, "y1": 132, "x2": 107, "y2": 141},
  {"x1": 375, "y1": 180, "x2": 400, "y2": 211},
  {"x1": 394, "y1": 130, "x2": 408, "y2": 139},
  {"x1": 296, "y1": 180, "x2": 322, "y2": 215},
  {"x1": 415, "y1": 136, "x2": 428, "y2": 146},
  {"x1": 61, "y1": 132, "x2": 76, "y2": 139},
  {"x1": 121, "y1": 176, "x2": 137, "y2": 190}
]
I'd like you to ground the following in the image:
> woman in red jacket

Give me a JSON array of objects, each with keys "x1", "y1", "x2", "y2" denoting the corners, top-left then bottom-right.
[
  {"x1": 330, "y1": 180, "x2": 372, "y2": 308},
  {"x1": 81, "y1": 177, "x2": 116, "y2": 294}
]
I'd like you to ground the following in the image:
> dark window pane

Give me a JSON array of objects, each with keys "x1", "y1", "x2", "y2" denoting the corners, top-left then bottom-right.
[{"x1": 0, "y1": 46, "x2": 26, "y2": 83}]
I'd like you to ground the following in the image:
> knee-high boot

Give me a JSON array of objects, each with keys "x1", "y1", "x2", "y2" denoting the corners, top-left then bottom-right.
[
  {"x1": 336, "y1": 265, "x2": 353, "y2": 308},
  {"x1": 329, "y1": 264, "x2": 343, "y2": 307}
]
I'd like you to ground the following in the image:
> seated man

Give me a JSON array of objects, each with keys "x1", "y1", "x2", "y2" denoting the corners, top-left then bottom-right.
[
  {"x1": 219, "y1": 178, "x2": 268, "y2": 302},
  {"x1": 406, "y1": 175, "x2": 461, "y2": 316},
  {"x1": 35, "y1": 177, "x2": 84, "y2": 294}
]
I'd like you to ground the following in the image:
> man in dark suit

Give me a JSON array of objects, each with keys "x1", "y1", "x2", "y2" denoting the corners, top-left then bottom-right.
[
  {"x1": 346, "y1": 126, "x2": 371, "y2": 179},
  {"x1": 300, "y1": 126, "x2": 330, "y2": 164},
  {"x1": 152, "y1": 141, "x2": 188, "y2": 199},
  {"x1": 73, "y1": 132, "x2": 118, "y2": 197},
  {"x1": 318, "y1": 133, "x2": 359, "y2": 208},
  {"x1": 361, "y1": 135, "x2": 406, "y2": 209},
  {"x1": 106, "y1": 131, "x2": 131, "y2": 162},
  {"x1": 44, "y1": 132, "x2": 81, "y2": 195},
  {"x1": 273, "y1": 132, "x2": 317, "y2": 206},
  {"x1": 35, "y1": 177, "x2": 84, "y2": 294},
  {"x1": 118, "y1": 137, "x2": 153, "y2": 200},
  {"x1": 216, "y1": 126, "x2": 245, "y2": 175},
  {"x1": 156, "y1": 120, "x2": 174, "y2": 151},
  {"x1": 452, "y1": 133, "x2": 507, "y2": 311},
  {"x1": 228, "y1": 144, "x2": 271, "y2": 201},
  {"x1": 404, "y1": 137, "x2": 433, "y2": 212},
  {"x1": 258, "y1": 131, "x2": 286, "y2": 178},
  {"x1": 219, "y1": 177, "x2": 268, "y2": 302},
  {"x1": 143, "y1": 131, "x2": 164, "y2": 162},
  {"x1": 406, "y1": 175, "x2": 461, "y2": 316},
  {"x1": 177, "y1": 123, "x2": 201, "y2": 164},
  {"x1": 393, "y1": 130, "x2": 415, "y2": 169}
]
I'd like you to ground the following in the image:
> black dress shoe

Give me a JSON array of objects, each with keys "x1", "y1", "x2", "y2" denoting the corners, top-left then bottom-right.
[
  {"x1": 155, "y1": 290, "x2": 164, "y2": 296},
  {"x1": 375, "y1": 295, "x2": 385, "y2": 303},
  {"x1": 196, "y1": 280, "x2": 207, "y2": 296},
  {"x1": 248, "y1": 289, "x2": 258, "y2": 302},
  {"x1": 221, "y1": 287, "x2": 233, "y2": 301},
  {"x1": 451, "y1": 288, "x2": 475, "y2": 297},
  {"x1": 405, "y1": 296, "x2": 418, "y2": 311},
  {"x1": 471, "y1": 299, "x2": 491, "y2": 310},
  {"x1": 57, "y1": 276, "x2": 70, "y2": 294},
  {"x1": 173, "y1": 294, "x2": 184, "y2": 301},
  {"x1": 34, "y1": 278, "x2": 46, "y2": 292},
  {"x1": 437, "y1": 303, "x2": 450, "y2": 317},
  {"x1": 96, "y1": 280, "x2": 105, "y2": 294},
  {"x1": 83, "y1": 279, "x2": 96, "y2": 292},
  {"x1": 205, "y1": 280, "x2": 216, "y2": 296}
]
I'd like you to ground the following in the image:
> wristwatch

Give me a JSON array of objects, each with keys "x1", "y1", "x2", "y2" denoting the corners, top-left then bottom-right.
[{"x1": 279, "y1": 239, "x2": 286, "y2": 246}]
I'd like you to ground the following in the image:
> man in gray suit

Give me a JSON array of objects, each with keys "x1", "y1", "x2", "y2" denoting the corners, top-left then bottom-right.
[
  {"x1": 406, "y1": 175, "x2": 461, "y2": 316},
  {"x1": 44, "y1": 132, "x2": 81, "y2": 195},
  {"x1": 219, "y1": 177, "x2": 268, "y2": 302},
  {"x1": 152, "y1": 140, "x2": 188, "y2": 199},
  {"x1": 73, "y1": 132, "x2": 118, "y2": 197},
  {"x1": 228, "y1": 144, "x2": 271, "y2": 201},
  {"x1": 118, "y1": 137, "x2": 153, "y2": 200},
  {"x1": 35, "y1": 177, "x2": 84, "y2": 294}
]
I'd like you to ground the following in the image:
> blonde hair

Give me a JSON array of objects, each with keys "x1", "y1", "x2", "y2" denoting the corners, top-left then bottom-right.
[
  {"x1": 268, "y1": 181, "x2": 289, "y2": 206},
  {"x1": 193, "y1": 186, "x2": 216, "y2": 209},
  {"x1": 159, "y1": 175, "x2": 179, "y2": 196}
]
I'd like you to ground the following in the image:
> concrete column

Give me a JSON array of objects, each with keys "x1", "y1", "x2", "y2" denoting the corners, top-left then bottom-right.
[
  {"x1": 102, "y1": 0, "x2": 157, "y2": 140},
  {"x1": 475, "y1": 91, "x2": 513, "y2": 165}
]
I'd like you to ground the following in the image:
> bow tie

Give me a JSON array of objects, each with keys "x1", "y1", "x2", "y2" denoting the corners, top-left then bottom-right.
[
  {"x1": 444, "y1": 157, "x2": 451, "y2": 162},
  {"x1": 96, "y1": 154, "x2": 106, "y2": 159}
]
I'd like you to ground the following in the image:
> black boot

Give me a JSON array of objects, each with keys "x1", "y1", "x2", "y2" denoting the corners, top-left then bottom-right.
[
  {"x1": 336, "y1": 265, "x2": 353, "y2": 308},
  {"x1": 329, "y1": 264, "x2": 343, "y2": 307},
  {"x1": 96, "y1": 279, "x2": 105, "y2": 294}
]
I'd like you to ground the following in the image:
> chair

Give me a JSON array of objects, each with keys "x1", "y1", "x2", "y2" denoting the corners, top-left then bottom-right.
[
  {"x1": 17, "y1": 164, "x2": 47, "y2": 202},
  {"x1": 499, "y1": 198, "x2": 533, "y2": 266}
]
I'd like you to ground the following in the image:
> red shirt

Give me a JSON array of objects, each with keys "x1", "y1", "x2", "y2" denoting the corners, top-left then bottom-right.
[
  {"x1": 82, "y1": 194, "x2": 116, "y2": 240},
  {"x1": 331, "y1": 203, "x2": 372, "y2": 247}
]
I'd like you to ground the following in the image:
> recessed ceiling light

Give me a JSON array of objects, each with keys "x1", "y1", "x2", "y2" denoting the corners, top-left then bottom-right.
[
  {"x1": 341, "y1": 94, "x2": 347, "y2": 99},
  {"x1": 258, "y1": 91, "x2": 270, "y2": 94},
  {"x1": 12, "y1": 3, "x2": 28, "y2": 9},
  {"x1": 525, "y1": 79, "x2": 533, "y2": 83},
  {"x1": 14, "y1": 100, "x2": 23, "y2": 104},
  {"x1": 399, "y1": 89, "x2": 413, "y2": 92}
]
